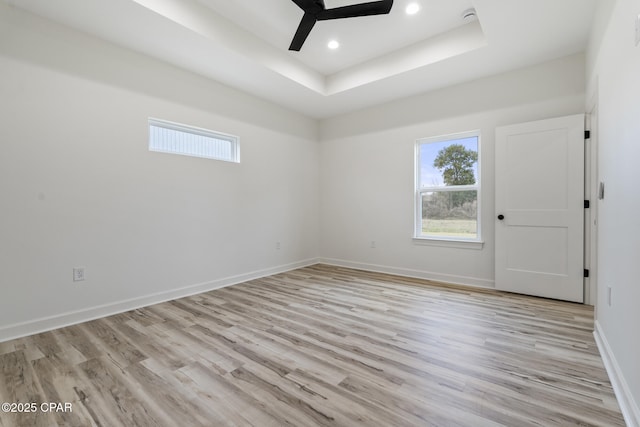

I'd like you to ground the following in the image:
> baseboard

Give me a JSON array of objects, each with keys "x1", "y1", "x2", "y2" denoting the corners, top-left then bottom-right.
[
  {"x1": 0, "y1": 258, "x2": 319, "y2": 343},
  {"x1": 318, "y1": 258, "x2": 495, "y2": 289},
  {"x1": 594, "y1": 321, "x2": 640, "y2": 427}
]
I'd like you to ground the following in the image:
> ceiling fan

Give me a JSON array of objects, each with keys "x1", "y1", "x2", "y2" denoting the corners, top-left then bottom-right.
[{"x1": 288, "y1": 0, "x2": 394, "y2": 51}]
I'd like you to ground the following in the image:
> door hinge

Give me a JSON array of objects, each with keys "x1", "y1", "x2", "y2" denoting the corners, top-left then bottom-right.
[
  {"x1": 584, "y1": 200, "x2": 590, "y2": 208},
  {"x1": 585, "y1": 130, "x2": 591, "y2": 139},
  {"x1": 584, "y1": 269, "x2": 590, "y2": 278}
]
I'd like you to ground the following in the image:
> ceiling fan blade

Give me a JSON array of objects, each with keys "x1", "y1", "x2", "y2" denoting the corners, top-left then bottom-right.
[
  {"x1": 317, "y1": 0, "x2": 393, "y2": 20},
  {"x1": 289, "y1": 12, "x2": 317, "y2": 51}
]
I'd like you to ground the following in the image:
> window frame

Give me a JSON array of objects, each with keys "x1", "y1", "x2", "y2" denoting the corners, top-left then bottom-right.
[
  {"x1": 414, "y1": 130, "x2": 482, "y2": 246},
  {"x1": 148, "y1": 118, "x2": 240, "y2": 163}
]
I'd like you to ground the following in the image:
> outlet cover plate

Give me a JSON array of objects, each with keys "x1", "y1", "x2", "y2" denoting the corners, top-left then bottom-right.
[{"x1": 73, "y1": 267, "x2": 85, "y2": 282}]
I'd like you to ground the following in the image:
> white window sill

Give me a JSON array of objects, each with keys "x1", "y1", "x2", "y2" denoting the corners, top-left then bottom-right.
[{"x1": 412, "y1": 237, "x2": 484, "y2": 250}]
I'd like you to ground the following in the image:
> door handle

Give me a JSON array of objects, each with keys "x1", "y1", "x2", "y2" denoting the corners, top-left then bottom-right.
[{"x1": 497, "y1": 214, "x2": 505, "y2": 220}]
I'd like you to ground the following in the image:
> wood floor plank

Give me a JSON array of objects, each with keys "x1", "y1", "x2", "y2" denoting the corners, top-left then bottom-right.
[
  {"x1": 29, "y1": 354, "x2": 95, "y2": 426},
  {"x1": 0, "y1": 351, "x2": 56, "y2": 427},
  {"x1": 0, "y1": 265, "x2": 626, "y2": 426},
  {"x1": 124, "y1": 360, "x2": 225, "y2": 426},
  {"x1": 78, "y1": 356, "x2": 163, "y2": 426}
]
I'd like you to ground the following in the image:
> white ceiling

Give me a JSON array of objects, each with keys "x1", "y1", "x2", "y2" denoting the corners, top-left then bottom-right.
[
  {"x1": 4, "y1": 0, "x2": 596, "y2": 119},
  {"x1": 197, "y1": 0, "x2": 476, "y2": 75}
]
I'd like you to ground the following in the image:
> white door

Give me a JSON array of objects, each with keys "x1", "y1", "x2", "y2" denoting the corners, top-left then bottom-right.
[{"x1": 495, "y1": 115, "x2": 584, "y2": 302}]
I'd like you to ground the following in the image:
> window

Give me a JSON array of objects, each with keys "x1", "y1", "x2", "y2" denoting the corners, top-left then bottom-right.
[
  {"x1": 415, "y1": 131, "x2": 480, "y2": 242},
  {"x1": 148, "y1": 118, "x2": 239, "y2": 163}
]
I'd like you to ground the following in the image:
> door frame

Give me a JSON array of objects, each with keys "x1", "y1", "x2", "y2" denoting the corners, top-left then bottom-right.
[{"x1": 585, "y1": 95, "x2": 599, "y2": 307}]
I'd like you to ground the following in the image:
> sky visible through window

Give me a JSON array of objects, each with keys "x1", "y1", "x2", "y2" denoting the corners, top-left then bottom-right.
[{"x1": 420, "y1": 136, "x2": 478, "y2": 187}]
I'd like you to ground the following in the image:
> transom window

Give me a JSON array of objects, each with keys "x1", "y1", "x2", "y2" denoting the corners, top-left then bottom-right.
[
  {"x1": 148, "y1": 118, "x2": 239, "y2": 163},
  {"x1": 415, "y1": 131, "x2": 481, "y2": 242}
]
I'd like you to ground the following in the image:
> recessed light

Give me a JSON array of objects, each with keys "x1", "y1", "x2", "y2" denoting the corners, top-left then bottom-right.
[
  {"x1": 406, "y1": 3, "x2": 420, "y2": 15},
  {"x1": 328, "y1": 40, "x2": 340, "y2": 50}
]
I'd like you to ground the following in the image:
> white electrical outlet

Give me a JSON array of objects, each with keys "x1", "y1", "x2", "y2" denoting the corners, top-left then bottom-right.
[
  {"x1": 370, "y1": 241, "x2": 376, "y2": 248},
  {"x1": 276, "y1": 241, "x2": 281, "y2": 250},
  {"x1": 73, "y1": 267, "x2": 85, "y2": 282}
]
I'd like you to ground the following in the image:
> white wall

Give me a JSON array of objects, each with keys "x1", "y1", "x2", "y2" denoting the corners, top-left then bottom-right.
[
  {"x1": 587, "y1": 0, "x2": 640, "y2": 424},
  {"x1": 319, "y1": 54, "x2": 585, "y2": 287},
  {"x1": 0, "y1": 4, "x2": 319, "y2": 341}
]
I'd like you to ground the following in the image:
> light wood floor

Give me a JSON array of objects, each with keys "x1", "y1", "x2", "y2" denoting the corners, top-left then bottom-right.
[{"x1": 0, "y1": 265, "x2": 625, "y2": 426}]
